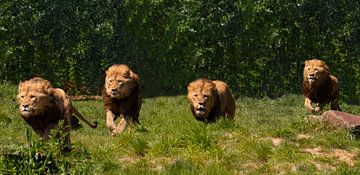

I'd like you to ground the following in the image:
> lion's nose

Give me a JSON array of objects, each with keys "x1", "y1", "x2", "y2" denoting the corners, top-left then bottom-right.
[
  {"x1": 111, "y1": 89, "x2": 117, "y2": 92},
  {"x1": 22, "y1": 105, "x2": 29, "y2": 111}
]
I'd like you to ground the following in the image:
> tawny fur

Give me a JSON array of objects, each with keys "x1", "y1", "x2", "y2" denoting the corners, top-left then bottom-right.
[
  {"x1": 302, "y1": 59, "x2": 341, "y2": 113},
  {"x1": 102, "y1": 64, "x2": 142, "y2": 136},
  {"x1": 16, "y1": 77, "x2": 97, "y2": 151},
  {"x1": 187, "y1": 78, "x2": 236, "y2": 123}
]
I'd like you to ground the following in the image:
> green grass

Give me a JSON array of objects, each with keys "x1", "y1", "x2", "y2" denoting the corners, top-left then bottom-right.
[{"x1": 2, "y1": 82, "x2": 360, "y2": 174}]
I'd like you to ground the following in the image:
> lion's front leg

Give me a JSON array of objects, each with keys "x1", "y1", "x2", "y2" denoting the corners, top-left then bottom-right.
[
  {"x1": 61, "y1": 99, "x2": 73, "y2": 152},
  {"x1": 304, "y1": 97, "x2": 315, "y2": 113},
  {"x1": 43, "y1": 123, "x2": 59, "y2": 140},
  {"x1": 63, "y1": 113, "x2": 72, "y2": 152},
  {"x1": 33, "y1": 129, "x2": 47, "y2": 139},
  {"x1": 112, "y1": 116, "x2": 130, "y2": 136},
  {"x1": 314, "y1": 103, "x2": 327, "y2": 114},
  {"x1": 106, "y1": 111, "x2": 117, "y2": 133},
  {"x1": 330, "y1": 98, "x2": 341, "y2": 111}
]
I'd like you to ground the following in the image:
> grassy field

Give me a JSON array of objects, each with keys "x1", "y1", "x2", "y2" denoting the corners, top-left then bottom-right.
[{"x1": 1, "y1": 81, "x2": 360, "y2": 174}]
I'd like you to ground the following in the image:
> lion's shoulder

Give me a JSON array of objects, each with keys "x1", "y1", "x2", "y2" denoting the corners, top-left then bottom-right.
[
  {"x1": 49, "y1": 88, "x2": 68, "y2": 101},
  {"x1": 212, "y1": 80, "x2": 229, "y2": 93},
  {"x1": 330, "y1": 75, "x2": 339, "y2": 83}
]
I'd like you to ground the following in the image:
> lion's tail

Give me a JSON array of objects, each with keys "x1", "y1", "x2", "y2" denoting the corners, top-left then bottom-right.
[{"x1": 71, "y1": 106, "x2": 98, "y2": 129}]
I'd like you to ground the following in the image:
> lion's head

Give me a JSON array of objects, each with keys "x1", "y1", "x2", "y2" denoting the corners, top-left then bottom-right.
[
  {"x1": 105, "y1": 64, "x2": 140, "y2": 99},
  {"x1": 187, "y1": 79, "x2": 217, "y2": 119},
  {"x1": 17, "y1": 77, "x2": 55, "y2": 117},
  {"x1": 303, "y1": 59, "x2": 330, "y2": 85}
]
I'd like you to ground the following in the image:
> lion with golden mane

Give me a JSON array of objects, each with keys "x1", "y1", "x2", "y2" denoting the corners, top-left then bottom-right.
[
  {"x1": 187, "y1": 78, "x2": 236, "y2": 123},
  {"x1": 16, "y1": 77, "x2": 97, "y2": 151},
  {"x1": 102, "y1": 64, "x2": 141, "y2": 136},
  {"x1": 303, "y1": 59, "x2": 341, "y2": 113}
]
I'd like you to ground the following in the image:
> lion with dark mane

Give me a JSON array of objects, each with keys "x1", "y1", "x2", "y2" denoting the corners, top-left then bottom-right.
[
  {"x1": 187, "y1": 78, "x2": 236, "y2": 123},
  {"x1": 102, "y1": 64, "x2": 142, "y2": 136},
  {"x1": 302, "y1": 59, "x2": 341, "y2": 113},
  {"x1": 16, "y1": 77, "x2": 97, "y2": 151}
]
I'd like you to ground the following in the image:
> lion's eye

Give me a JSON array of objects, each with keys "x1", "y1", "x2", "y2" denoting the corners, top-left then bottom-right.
[
  {"x1": 118, "y1": 80, "x2": 123, "y2": 83},
  {"x1": 204, "y1": 95, "x2": 208, "y2": 99},
  {"x1": 194, "y1": 94, "x2": 198, "y2": 97},
  {"x1": 30, "y1": 96, "x2": 36, "y2": 99},
  {"x1": 21, "y1": 96, "x2": 24, "y2": 98},
  {"x1": 109, "y1": 80, "x2": 113, "y2": 83}
]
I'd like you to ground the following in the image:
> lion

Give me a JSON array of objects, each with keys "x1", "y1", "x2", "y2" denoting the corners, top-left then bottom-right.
[
  {"x1": 303, "y1": 59, "x2": 341, "y2": 113},
  {"x1": 102, "y1": 64, "x2": 142, "y2": 136},
  {"x1": 16, "y1": 77, "x2": 97, "y2": 151},
  {"x1": 187, "y1": 78, "x2": 236, "y2": 123}
]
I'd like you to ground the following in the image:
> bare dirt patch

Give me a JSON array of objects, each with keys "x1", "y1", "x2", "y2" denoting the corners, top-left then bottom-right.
[
  {"x1": 149, "y1": 157, "x2": 175, "y2": 172},
  {"x1": 263, "y1": 137, "x2": 283, "y2": 146},
  {"x1": 332, "y1": 149, "x2": 357, "y2": 166},
  {"x1": 302, "y1": 147, "x2": 358, "y2": 167},
  {"x1": 302, "y1": 147, "x2": 323, "y2": 156},
  {"x1": 70, "y1": 95, "x2": 102, "y2": 100},
  {"x1": 312, "y1": 162, "x2": 336, "y2": 171},
  {"x1": 296, "y1": 134, "x2": 312, "y2": 140}
]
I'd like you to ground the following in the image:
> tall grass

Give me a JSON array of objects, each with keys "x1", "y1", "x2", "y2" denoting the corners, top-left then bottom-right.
[{"x1": 1, "y1": 82, "x2": 360, "y2": 174}]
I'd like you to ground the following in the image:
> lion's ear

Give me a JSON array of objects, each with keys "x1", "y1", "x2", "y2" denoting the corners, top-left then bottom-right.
[
  {"x1": 304, "y1": 60, "x2": 309, "y2": 66},
  {"x1": 187, "y1": 83, "x2": 194, "y2": 92},
  {"x1": 47, "y1": 87, "x2": 55, "y2": 96},
  {"x1": 47, "y1": 88, "x2": 52, "y2": 94},
  {"x1": 18, "y1": 81, "x2": 25, "y2": 93},
  {"x1": 130, "y1": 70, "x2": 140, "y2": 82},
  {"x1": 323, "y1": 64, "x2": 330, "y2": 72}
]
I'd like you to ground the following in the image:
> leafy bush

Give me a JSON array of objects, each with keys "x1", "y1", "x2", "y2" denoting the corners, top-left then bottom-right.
[{"x1": 0, "y1": 1, "x2": 359, "y2": 103}]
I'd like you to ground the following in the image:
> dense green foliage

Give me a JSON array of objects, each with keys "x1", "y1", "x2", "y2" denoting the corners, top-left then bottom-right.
[
  {"x1": 1, "y1": 1, "x2": 360, "y2": 102},
  {"x1": 2, "y1": 82, "x2": 360, "y2": 174}
]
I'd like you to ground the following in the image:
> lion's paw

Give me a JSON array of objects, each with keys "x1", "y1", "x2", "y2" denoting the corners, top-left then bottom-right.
[
  {"x1": 111, "y1": 131, "x2": 118, "y2": 137},
  {"x1": 314, "y1": 107, "x2": 321, "y2": 113}
]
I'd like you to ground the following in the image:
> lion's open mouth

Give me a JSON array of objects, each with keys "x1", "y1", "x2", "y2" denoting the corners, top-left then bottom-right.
[
  {"x1": 110, "y1": 91, "x2": 120, "y2": 98},
  {"x1": 196, "y1": 106, "x2": 206, "y2": 115},
  {"x1": 21, "y1": 108, "x2": 31, "y2": 116},
  {"x1": 308, "y1": 76, "x2": 316, "y2": 83}
]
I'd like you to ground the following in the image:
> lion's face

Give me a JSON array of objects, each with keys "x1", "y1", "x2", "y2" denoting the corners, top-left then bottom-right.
[
  {"x1": 105, "y1": 64, "x2": 139, "y2": 99},
  {"x1": 187, "y1": 79, "x2": 216, "y2": 119},
  {"x1": 17, "y1": 77, "x2": 54, "y2": 117},
  {"x1": 304, "y1": 59, "x2": 330, "y2": 85}
]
